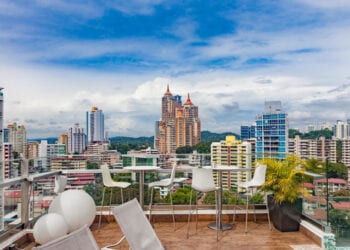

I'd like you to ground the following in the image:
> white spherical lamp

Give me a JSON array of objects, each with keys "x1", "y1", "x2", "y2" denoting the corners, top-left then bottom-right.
[
  {"x1": 49, "y1": 189, "x2": 96, "y2": 233},
  {"x1": 33, "y1": 213, "x2": 68, "y2": 245}
]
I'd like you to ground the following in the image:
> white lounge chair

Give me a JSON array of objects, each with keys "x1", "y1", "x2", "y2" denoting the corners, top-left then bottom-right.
[
  {"x1": 106, "y1": 198, "x2": 164, "y2": 250},
  {"x1": 33, "y1": 225, "x2": 99, "y2": 250}
]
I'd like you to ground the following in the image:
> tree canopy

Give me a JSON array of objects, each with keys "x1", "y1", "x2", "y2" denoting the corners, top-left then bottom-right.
[
  {"x1": 288, "y1": 128, "x2": 333, "y2": 139},
  {"x1": 175, "y1": 145, "x2": 193, "y2": 154},
  {"x1": 325, "y1": 162, "x2": 348, "y2": 180}
]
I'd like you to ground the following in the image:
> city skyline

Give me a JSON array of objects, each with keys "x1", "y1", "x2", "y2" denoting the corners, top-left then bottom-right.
[{"x1": 1, "y1": 1, "x2": 350, "y2": 138}]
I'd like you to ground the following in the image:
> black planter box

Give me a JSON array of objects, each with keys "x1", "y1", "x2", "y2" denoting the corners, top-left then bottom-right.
[{"x1": 267, "y1": 194, "x2": 302, "y2": 232}]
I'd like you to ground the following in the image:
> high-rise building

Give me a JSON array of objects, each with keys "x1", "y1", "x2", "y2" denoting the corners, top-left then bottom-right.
[
  {"x1": 0, "y1": 87, "x2": 4, "y2": 230},
  {"x1": 240, "y1": 125, "x2": 256, "y2": 140},
  {"x1": 255, "y1": 101, "x2": 288, "y2": 160},
  {"x1": 58, "y1": 133, "x2": 68, "y2": 154},
  {"x1": 3, "y1": 128, "x2": 9, "y2": 143},
  {"x1": 333, "y1": 120, "x2": 350, "y2": 139},
  {"x1": 2, "y1": 143, "x2": 14, "y2": 179},
  {"x1": 89, "y1": 107, "x2": 105, "y2": 143},
  {"x1": 68, "y1": 123, "x2": 86, "y2": 154},
  {"x1": 154, "y1": 86, "x2": 201, "y2": 154},
  {"x1": 7, "y1": 122, "x2": 26, "y2": 157},
  {"x1": 211, "y1": 135, "x2": 252, "y2": 191},
  {"x1": 26, "y1": 141, "x2": 41, "y2": 173},
  {"x1": 25, "y1": 141, "x2": 39, "y2": 159}
]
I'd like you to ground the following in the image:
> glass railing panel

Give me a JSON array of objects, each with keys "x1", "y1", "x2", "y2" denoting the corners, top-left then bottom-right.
[
  {"x1": 29, "y1": 175, "x2": 56, "y2": 222},
  {"x1": 0, "y1": 159, "x2": 26, "y2": 232},
  {"x1": 302, "y1": 171, "x2": 350, "y2": 247},
  {"x1": 328, "y1": 195, "x2": 350, "y2": 247},
  {"x1": 3, "y1": 186, "x2": 22, "y2": 231}
]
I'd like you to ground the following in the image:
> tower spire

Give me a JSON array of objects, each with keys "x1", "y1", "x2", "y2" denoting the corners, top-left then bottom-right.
[
  {"x1": 184, "y1": 93, "x2": 193, "y2": 105},
  {"x1": 165, "y1": 84, "x2": 172, "y2": 96}
]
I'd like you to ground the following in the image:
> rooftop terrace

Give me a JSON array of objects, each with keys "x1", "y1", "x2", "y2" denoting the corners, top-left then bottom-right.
[
  {"x1": 6, "y1": 214, "x2": 322, "y2": 250},
  {"x1": 0, "y1": 155, "x2": 349, "y2": 249}
]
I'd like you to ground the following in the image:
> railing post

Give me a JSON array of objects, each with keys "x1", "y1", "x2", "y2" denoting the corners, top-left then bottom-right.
[
  {"x1": 325, "y1": 157, "x2": 331, "y2": 233},
  {"x1": 20, "y1": 158, "x2": 29, "y2": 227}
]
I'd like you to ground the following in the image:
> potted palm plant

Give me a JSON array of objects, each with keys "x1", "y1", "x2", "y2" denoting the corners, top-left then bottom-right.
[{"x1": 259, "y1": 155, "x2": 308, "y2": 232}]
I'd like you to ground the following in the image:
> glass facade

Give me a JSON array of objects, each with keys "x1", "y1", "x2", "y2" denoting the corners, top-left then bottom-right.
[
  {"x1": 240, "y1": 125, "x2": 255, "y2": 140},
  {"x1": 256, "y1": 102, "x2": 288, "y2": 160}
]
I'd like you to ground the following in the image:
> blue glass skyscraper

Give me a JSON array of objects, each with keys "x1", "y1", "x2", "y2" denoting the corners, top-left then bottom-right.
[
  {"x1": 255, "y1": 101, "x2": 288, "y2": 160},
  {"x1": 240, "y1": 125, "x2": 256, "y2": 140},
  {"x1": 89, "y1": 107, "x2": 105, "y2": 143}
]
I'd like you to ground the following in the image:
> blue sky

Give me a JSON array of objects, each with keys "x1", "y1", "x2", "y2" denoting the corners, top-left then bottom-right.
[{"x1": 1, "y1": 0, "x2": 350, "y2": 138}]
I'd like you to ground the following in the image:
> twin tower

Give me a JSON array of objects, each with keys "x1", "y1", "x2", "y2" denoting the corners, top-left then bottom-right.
[{"x1": 154, "y1": 85, "x2": 201, "y2": 154}]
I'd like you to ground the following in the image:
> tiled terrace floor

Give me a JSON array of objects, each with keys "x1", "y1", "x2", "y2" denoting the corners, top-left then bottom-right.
[{"x1": 92, "y1": 219, "x2": 322, "y2": 250}]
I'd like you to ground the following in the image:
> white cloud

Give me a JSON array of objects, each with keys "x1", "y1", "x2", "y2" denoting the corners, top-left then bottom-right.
[
  {"x1": 35, "y1": 0, "x2": 104, "y2": 18},
  {"x1": 0, "y1": 1, "x2": 32, "y2": 16},
  {"x1": 165, "y1": 17, "x2": 199, "y2": 42},
  {"x1": 295, "y1": 0, "x2": 350, "y2": 9},
  {"x1": 107, "y1": 0, "x2": 166, "y2": 15},
  {"x1": 2, "y1": 1, "x2": 350, "y2": 138}
]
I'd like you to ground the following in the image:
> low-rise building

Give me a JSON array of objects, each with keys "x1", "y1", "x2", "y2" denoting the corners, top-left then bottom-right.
[
  {"x1": 314, "y1": 178, "x2": 347, "y2": 196},
  {"x1": 50, "y1": 157, "x2": 87, "y2": 170}
]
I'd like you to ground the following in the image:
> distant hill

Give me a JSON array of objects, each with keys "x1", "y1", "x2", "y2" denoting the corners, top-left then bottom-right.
[
  {"x1": 288, "y1": 128, "x2": 333, "y2": 139},
  {"x1": 109, "y1": 131, "x2": 239, "y2": 145},
  {"x1": 200, "y1": 130, "x2": 240, "y2": 142},
  {"x1": 29, "y1": 131, "x2": 240, "y2": 146},
  {"x1": 109, "y1": 136, "x2": 154, "y2": 145}
]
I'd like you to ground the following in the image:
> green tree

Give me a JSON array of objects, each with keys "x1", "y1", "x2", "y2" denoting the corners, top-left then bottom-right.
[
  {"x1": 87, "y1": 162, "x2": 99, "y2": 169},
  {"x1": 167, "y1": 186, "x2": 194, "y2": 205},
  {"x1": 13, "y1": 151, "x2": 19, "y2": 159},
  {"x1": 202, "y1": 191, "x2": 217, "y2": 205},
  {"x1": 329, "y1": 209, "x2": 350, "y2": 231},
  {"x1": 193, "y1": 142, "x2": 211, "y2": 154},
  {"x1": 303, "y1": 158, "x2": 324, "y2": 182},
  {"x1": 248, "y1": 192, "x2": 265, "y2": 204},
  {"x1": 325, "y1": 162, "x2": 348, "y2": 179},
  {"x1": 202, "y1": 190, "x2": 233, "y2": 205},
  {"x1": 303, "y1": 129, "x2": 333, "y2": 139},
  {"x1": 289, "y1": 129, "x2": 302, "y2": 138},
  {"x1": 110, "y1": 142, "x2": 150, "y2": 154},
  {"x1": 84, "y1": 183, "x2": 102, "y2": 204},
  {"x1": 175, "y1": 145, "x2": 193, "y2": 154},
  {"x1": 260, "y1": 155, "x2": 307, "y2": 203},
  {"x1": 333, "y1": 189, "x2": 350, "y2": 197},
  {"x1": 228, "y1": 195, "x2": 246, "y2": 205},
  {"x1": 288, "y1": 128, "x2": 333, "y2": 139},
  {"x1": 304, "y1": 158, "x2": 324, "y2": 174}
]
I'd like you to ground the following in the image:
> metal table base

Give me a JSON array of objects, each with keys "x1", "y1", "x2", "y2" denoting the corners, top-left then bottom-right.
[{"x1": 208, "y1": 222, "x2": 233, "y2": 231}]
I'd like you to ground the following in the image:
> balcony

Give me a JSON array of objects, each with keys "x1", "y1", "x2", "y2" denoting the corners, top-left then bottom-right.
[
  {"x1": 0, "y1": 156, "x2": 348, "y2": 249},
  {"x1": 2, "y1": 209, "x2": 322, "y2": 249}
]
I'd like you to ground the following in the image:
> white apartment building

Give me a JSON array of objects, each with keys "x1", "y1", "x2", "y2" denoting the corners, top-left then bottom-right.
[
  {"x1": 288, "y1": 136, "x2": 336, "y2": 163},
  {"x1": 38, "y1": 140, "x2": 66, "y2": 170},
  {"x1": 68, "y1": 123, "x2": 86, "y2": 154},
  {"x1": 333, "y1": 120, "x2": 350, "y2": 139}
]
